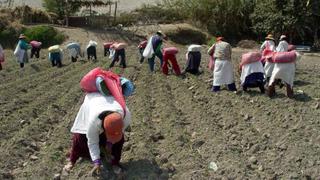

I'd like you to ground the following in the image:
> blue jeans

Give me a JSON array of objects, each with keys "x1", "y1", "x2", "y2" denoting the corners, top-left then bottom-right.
[{"x1": 148, "y1": 51, "x2": 163, "y2": 72}]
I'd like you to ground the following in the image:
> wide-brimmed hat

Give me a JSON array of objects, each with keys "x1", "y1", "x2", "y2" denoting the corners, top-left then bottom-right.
[
  {"x1": 104, "y1": 112, "x2": 124, "y2": 144},
  {"x1": 156, "y1": 31, "x2": 163, "y2": 36},
  {"x1": 265, "y1": 34, "x2": 274, "y2": 40},
  {"x1": 19, "y1": 34, "x2": 26, "y2": 39},
  {"x1": 266, "y1": 34, "x2": 274, "y2": 40},
  {"x1": 280, "y1": 35, "x2": 287, "y2": 40}
]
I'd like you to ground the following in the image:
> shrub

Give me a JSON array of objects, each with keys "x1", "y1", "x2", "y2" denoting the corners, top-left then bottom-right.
[
  {"x1": 23, "y1": 26, "x2": 65, "y2": 48},
  {"x1": 165, "y1": 26, "x2": 207, "y2": 45}
]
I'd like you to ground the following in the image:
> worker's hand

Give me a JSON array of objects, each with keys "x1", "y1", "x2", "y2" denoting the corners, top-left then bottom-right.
[{"x1": 90, "y1": 164, "x2": 102, "y2": 176}]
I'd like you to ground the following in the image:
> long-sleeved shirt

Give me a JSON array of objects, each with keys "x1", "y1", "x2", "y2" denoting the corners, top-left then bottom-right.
[
  {"x1": 260, "y1": 40, "x2": 276, "y2": 52},
  {"x1": 276, "y1": 40, "x2": 289, "y2": 52},
  {"x1": 151, "y1": 35, "x2": 163, "y2": 53},
  {"x1": 70, "y1": 93, "x2": 131, "y2": 162},
  {"x1": 212, "y1": 41, "x2": 232, "y2": 60},
  {"x1": 18, "y1": 40, "x2": 30, "y2": 50}
]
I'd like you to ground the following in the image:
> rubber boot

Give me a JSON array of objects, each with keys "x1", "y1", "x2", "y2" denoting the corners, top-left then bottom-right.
[{"x1": 286, "y1": 84, "x2": 294, "y2": 98}]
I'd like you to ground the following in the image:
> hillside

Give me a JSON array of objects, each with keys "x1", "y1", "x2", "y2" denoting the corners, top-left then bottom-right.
[{"x1": 0, "y1": 26, "x2": 319, "y2": 179}]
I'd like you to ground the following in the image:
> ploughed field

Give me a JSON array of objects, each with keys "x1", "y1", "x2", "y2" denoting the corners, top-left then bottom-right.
[{"x1": 0, "y1": 27, "x2": 320, "y2": 179}]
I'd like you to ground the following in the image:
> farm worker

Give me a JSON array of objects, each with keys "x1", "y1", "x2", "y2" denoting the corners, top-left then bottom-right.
[
  {"x1": 0, "y1": 44, "x2": 4, "y2": 71},
  {"x1": 143, "y1": 31, "x2": 165, "y2": 72},
  {"x1": 63, "y1": 90, "x2": 133, "y2": 176},
  {"x1": 66, "y1": 42, "x2": 81, "y2": 62},
  {"x1": 138, "y1": 39, "x2": 147, "y2": 64},
  {"x1": 162, "y1": 47, "x2": 181, "y2": 75},
  {"x1": 209, "y1": 37, "x2": 237, "y2": 92},
  {"x1": 103, "y1": 42, "x2": 114, "y2": 57},
  {"x1": 268, "y1": 36, "x2": 297, "y2": 98},
  {"x1": 109, "y1": 43, "x2": 127, "y2": 73},
  {"x1": 260, "y1": 34, "x2": 276, "y2": 52},
  {"x1": 87, "y1": 40, "x2": 97, "y2": 61},
  {"x1": 30, "y1": 40, "x2": 42, "y2": 59},
  {"x1": 183, "y1": 44, "x2": 202, "y2": 75},
  {"x1": 261, "y1": 34, "x2": 276, "y2": 83},
  {"x1": 48, "y1": 45, "x2": 63, "y2": 68},
  {"x1": 276, "y1": 35, "x2": 289, "y2": 52},
  {"x1": 14, "y1": 34, "x2": 30, "y2": 68},
  {"x1": 239, "y1": 52, "x2": 265, "y2": 93}
]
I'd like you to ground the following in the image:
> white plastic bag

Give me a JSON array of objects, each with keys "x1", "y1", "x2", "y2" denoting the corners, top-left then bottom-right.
[
  {"x1": 109, "y1": 48, "x2": 115, "y2": 59},
  {"x1": 143, "y1": 38, "x2": 154, "y2": 58}
]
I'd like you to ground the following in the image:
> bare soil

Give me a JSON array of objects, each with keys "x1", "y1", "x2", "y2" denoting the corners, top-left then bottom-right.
[{"x1": 0, "y1": 26, "x2": 319, "y2": 179}]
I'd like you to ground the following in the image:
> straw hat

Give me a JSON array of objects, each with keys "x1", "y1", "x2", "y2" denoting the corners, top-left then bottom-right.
[
  {"x1": 265, "y1": 34, "x2": 274, "y2": 40},
  {"x1": 19, "y1": 34, "x2": 26, "y2": 39}
]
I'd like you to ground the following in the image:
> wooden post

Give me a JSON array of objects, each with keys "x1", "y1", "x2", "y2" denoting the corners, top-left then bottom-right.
[
  {"x1": 114, "y1": 1, "x2": 117, "y2": 24},
  {"x1": 65, "y1": 0, "x2": 69, "y2": 27}
]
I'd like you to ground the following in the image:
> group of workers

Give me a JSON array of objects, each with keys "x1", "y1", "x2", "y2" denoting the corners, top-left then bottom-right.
[{"x1": 0, "y1": 31, "x2": 301, "y2": 178}]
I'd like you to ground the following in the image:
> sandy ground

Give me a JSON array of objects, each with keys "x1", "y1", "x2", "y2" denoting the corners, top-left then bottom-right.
[{"x1": 0, "y1": 26, "x2": 319, "y2": 179}]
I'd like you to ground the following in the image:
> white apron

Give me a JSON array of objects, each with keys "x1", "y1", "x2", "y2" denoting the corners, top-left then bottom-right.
[
  {"x1": 213, "y1": 60, "x2": 234, "y2": 86},
  {"x1": 269, "y1": 63, "x2": 295, "y2": 88},
  {"x1": 240, "y1": 61, "x2": 265, "y2": 85}
]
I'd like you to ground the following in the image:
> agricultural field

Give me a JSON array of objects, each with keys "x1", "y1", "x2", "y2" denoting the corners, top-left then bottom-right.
[{"x1": 0, "y1": 26, "x2": 320, "y2": 179}]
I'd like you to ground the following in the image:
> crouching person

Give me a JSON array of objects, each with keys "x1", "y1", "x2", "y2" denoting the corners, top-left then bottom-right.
[
  {"x1": 67, "y1": 42, "x2": 81, "y2": 62},
  {"x1": 48, "y1": 45, "x2": 63, "y2": 68},
  {"x1": 240, "y1": 52, "x2": 265, "y2": 93},
  {"x1": 267, "y1": 51, "x2": 300, "y2": 98},
  {"x1": 209, "y1": 37, "x2": 237, "y2": 92},
  {"x1": 64, "y1": 100, "x2": 130, "y2": 176},
  {"x1": 138, "y1": 39, "x2": 147, "y2": 64},
  {"x1": 162, "y1": 47, "x2": 181, "y2": 75},
  {"x1": 64, "y1": 68, "x2": 134, "y2": 177},
  {"x1": 184, "y1": 44, "x2": 202, "y2": 75},
  {"x1": 109, "y1": 43, "x2": 127, "y2": 73},
  {"x1": 87, "y1": 40, "x2": 98, "y2": 61},
  {"x1": 30, "y1": 40, "x2": 42, "y2": 59}
]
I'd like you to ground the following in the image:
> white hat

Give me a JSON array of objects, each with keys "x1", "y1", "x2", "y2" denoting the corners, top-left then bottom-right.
[{"x1": 280, "y1": 35, "x2": 287, "y2": 40}]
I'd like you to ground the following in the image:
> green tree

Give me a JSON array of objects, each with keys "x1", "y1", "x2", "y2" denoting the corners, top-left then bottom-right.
[{"x1": 42, "y1": 0, "x2": 81, "y2": 19}]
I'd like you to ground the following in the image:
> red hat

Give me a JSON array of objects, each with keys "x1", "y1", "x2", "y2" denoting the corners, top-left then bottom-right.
[{"x1": 103, "y1": 112, "x2": 123, "y2": 144}]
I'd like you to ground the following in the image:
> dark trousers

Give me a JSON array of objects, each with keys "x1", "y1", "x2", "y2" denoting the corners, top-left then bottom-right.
[
  {"x1": 109, "y1": 49, "x2": 126, "y2": 68},
  {"x1": 87, "y1": 46, "x2": 97, "y2": 60},
  {"x1": 31, "y1": 47, "x2": 40, "y2": 58},
  {"x1": 148, "y1": 51, "x2": 163, "y2": 72},
  {"x1": 71, "y1": 56, "x2": 78, "y2": 62},
  {"x1": 242, "y1": 72, "x2": 265, "y2": 93},
  {"x1": 213, "y1": 83, "x2": 237, "y2": 92},
  {"x1": 104, "y1": 48, "x2": 110, "y2": 57},
  {"x1": 20, "y1": 63, "x2": 24, "y2": 68},
  {"x1": 139, "y1": 48, "x2": 145, "y2": 63},
  {"x1": 69, "y1": 133, "x2": 124, "y2": 166},
  {"x1": 0, "y1": 63, "x2": 2, "y2": 70},
  {"x1": 51, "y1": 52, "x2": 62, "y2": 67},
  {"x1": 185, "y1": 52, "x2": 201, "y2": 74}
]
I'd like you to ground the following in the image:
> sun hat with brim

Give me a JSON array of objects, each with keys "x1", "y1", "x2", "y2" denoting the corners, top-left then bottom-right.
[
  {"x1": 265, "y1": 34, "x2": 274, "y2": 40},
  {"x1": 19, "y1": 34, "x2": 26, "y2": 39},
  {"x1": 280, "y1": 35, "x2": 287, "y2": 40},
  {"x1": 104, "y1": 112, "x2": 124, "y2": 144}
]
